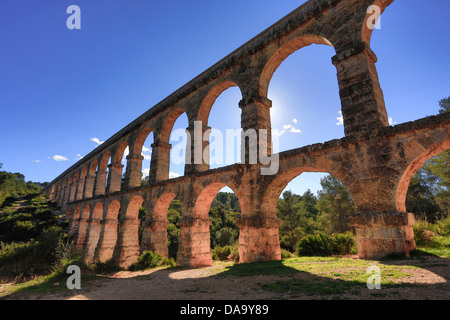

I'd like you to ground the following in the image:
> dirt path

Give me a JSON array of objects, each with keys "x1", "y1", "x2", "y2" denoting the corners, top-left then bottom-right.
[{"x1": 3, "y1": 256, "x2": 449, "y2": 300}]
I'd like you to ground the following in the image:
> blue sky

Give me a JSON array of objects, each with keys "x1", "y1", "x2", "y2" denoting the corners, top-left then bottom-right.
[{"x1": 0, "y1": 0, "x2": 449, "y2": 197}]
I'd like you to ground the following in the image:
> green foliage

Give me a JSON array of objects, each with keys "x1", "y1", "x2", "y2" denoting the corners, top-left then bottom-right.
[
  {"x1": 406, "y1": 99, "x2": 450, "y2": 222},
  {"x1": 277, "y1": 190, "x2": 320, "y2": 252},
  {"x1": 413, "y1": 216, "x2": 450, "y2": 247},
  {"x1": 215, "y1": 227, "x2": 235, "y2": 247},
  {"x1": 0, "y1": 169, "x2": 42, "y2": 207},
  {"x1": 0, "y1": 195, "x2": 69, "y2": 280},
  {"x1": 315, "y1": 175, "x2": 355, "y2": 235},
  {"x1": 209, "y1": 194, "x2": 240, "y2": 249},
  {"x1": 297, "y1": 232, "x2": 356, "y2": 257},
  {"x1": 211, "y1": 243, "x2": 239, "y2": 262},
  {"x1": 0, "y1": 226, "x2": 69, "y2": 278},
  {"x1": 280, "y1": 249, "x2": 293, "y2": 259},
  {"x1": 0, "y1": 195, "x2": 60, "y2": 243},
  {"x1": 167, "y1": 200, "x2": 182, "y2": 259},
  {"x1": 129, "y1": 251, "x2": 175, "y2": 271}
]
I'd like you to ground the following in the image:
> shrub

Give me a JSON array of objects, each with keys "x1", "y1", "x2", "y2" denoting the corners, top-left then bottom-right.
[
  {"x1": 280, "y1": 249, "x2": 293, "y2": 259},
  {"x1": 129, "y1": 251, "x2": 175, "y2": 271},
  {"x1": 297, "y1": 232, "x2": 356, "y2": 256},
  {"x1": 93, "y1": 259, "x2": 120, "y2": 274},
  {"x1": 333, "y1": 232, "x2": 357, "y2": 255},
  {"x1": 212, "y1": 243, "x2": 239, "y2": 262},
  {"x1": 212, "y1": 246, "x2": 232, "y2": 261},
  {"x1": 297, "y1": 233, "x2": 333, "y2": 256}
]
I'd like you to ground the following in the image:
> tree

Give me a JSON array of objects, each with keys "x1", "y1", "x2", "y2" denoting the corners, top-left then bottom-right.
[
  {"x1": 277, "y1": 190, "x2": 317, "y2": 251},
  {"x1": 438, "y1": 97, "x2": 450, "y2": 114},
  {"x1": 315, "y1": 175, "x2": 354, "y2": 234}
]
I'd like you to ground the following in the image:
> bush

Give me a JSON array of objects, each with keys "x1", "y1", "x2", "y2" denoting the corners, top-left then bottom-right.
[
  {"x1": 93, "y1": 259, "x2": 120, "y2": 274},
  {"x1": 129, "y1": 251, "x2": 175, "y2": 271},
  {"x1": 280, "y1": 249, "x2": 293, "y2": 259},
  {"x1": 413, "y1": 217, "x2": 450, "y2": 248},
  {"x1": 211, "y1": 243, "x2": 239, "y2": 262},
  {"x1": 297, "y1": 232, "x2": 356, "y2": 256},
  {"x1": 333, "y1": 232, "x2": 357, "y2": 255},
  {"x1": 212, "y1": 246, "x2": 232, "y2": 261}
]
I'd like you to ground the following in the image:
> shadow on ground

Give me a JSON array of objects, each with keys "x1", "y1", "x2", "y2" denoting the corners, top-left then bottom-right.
[{"x1": 2, "y1": 252, "x2": 449, "y2": 300}]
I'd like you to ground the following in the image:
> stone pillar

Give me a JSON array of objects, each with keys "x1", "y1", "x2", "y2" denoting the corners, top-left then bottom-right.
[
  {"x1": 84, "y1": 217, "x2": 102, "y2": 264},
  {"x1": 83, "y1": 175, "x2": 95, "y2": 199},
  {"x1": 75, "y1": 218, "x2": 89, "y2": 251},
  {"x1": 349, "y1": 212, "x2": 416, "y2": 258},
  {"x1": 141, "y1": 219, "x2": 169, "y2": 258},
  {"x1": 149, "y1": 141, "x2": 172, "y2": 183},
  {"x1": 177, "y1": 218, "x2": 212, "y2": 268},
  {"x1": 115, "y1": 217, "x2": 141, "y2": 269},
  {"x1": 106, "y1": 164, "x2": 124, "y2": 193},
  {"x1": 124, "y1": 154, "x2": 144, "y2": 188},
  {"x1": 332, "y1": 44, "x2": 389, "y2": 136},
  {"x1": 184, "y1": 123, "x2": 211, "y2": 175},
  {"x1": 62, "y1": 186, "x2": 70, "y2": 209},
  {"x1": 94, "y1": 170, "x2": 108, "y2": 196},
  {"x1": 95, "y1": 218, "x2": 118, "y2": 263},
  {"x1": 68, "y1": 183, "x2": 77, "y2": 202},
  {"x1": 57, "y1": 186, "x2": 64, "y2": 207},
  {"x1": 68, "y1": 213, "x2": 79, "y2": 238},
  {"x1": 237, "y1": 217, "x2": 281, "y2": 263},
  {"x1": 239, "y1": 96, "x2": 272, "y2": 164},
  {"x1": 75, "y1": 178, "x2": 85, "y2": 201}
]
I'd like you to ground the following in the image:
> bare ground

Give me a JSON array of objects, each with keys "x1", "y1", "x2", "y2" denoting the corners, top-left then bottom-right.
[{"x1": 2, "y1": 255, "x2": 449, "y2": 300}]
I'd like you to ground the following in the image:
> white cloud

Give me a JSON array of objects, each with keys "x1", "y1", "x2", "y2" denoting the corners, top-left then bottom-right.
[
  {"x1": 90, "y1": 137, "x2": 105, "y2": 145},
  {"x1": 122, "y1": 147, "x2": 130, "y2": 163},
  {"x1": 143, "y1": 154, "x2": 151, "y2": 160},
  {"x1": 272, "y1": 129, "x2": 287, "y2": 137},
  {"x1": 169, "y1": 171, "x2": 181, "y2": 179},
  {"x1": 281, "y1": 123, "x2": 301, "y2": 134},
  {"x1": 141, "y1": 168, "x2": 150, "y2": 178},
  {"x1": 33, "y1": 160, "x2": 42, "y2": 163},
  {"x1": 75, "y1": 154, "x2": 83, "y2": 160},
  {"x1": 53, "y1": 155, "x2": 69, "y2": 161},
  {"x1": 293, "y1": 118, "x2": 298, "y2": 124},
  {"x1": 142, "y1": 146, "x2": 151, "y2": 153},
  {"x1": 388, "y1": 117, "x2": 397, "y2": 125},
  {"x1": 336, "y1": 111, "x2": 344, "y2": 126}
]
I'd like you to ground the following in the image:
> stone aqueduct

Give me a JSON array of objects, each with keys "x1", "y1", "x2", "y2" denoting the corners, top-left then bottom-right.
[{"x1": 41, "y1": 0, "x2": 450, "y2": 268}]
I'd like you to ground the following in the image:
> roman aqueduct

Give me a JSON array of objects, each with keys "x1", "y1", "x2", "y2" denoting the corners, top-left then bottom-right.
[{"x1": 41, "y1": 0, "x2": 450, "y2": 268}]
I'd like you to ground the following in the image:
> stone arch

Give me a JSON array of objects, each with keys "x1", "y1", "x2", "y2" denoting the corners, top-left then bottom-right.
[
  {"x1": 396, "y1": 139, "x2": 450, "y2": 213},
  {"x1": 160, "y1": 108, "x2": 187, "y2": 143},
  {"x1": 133, "y1": 126, "x2": 153, "y2": 156},
  {"x1": 194, "y1": 182, "x2": 240, "y2": 219},
  {"x1": 198, "y1": 81, "x2": 240, "y2": 125},
  {"x1": 154, "y1": 191, "x2": 177, "y2": 220},
  {"x1": 113, "y1": 140, "x2": 129, "y2": 165},
  {"x1": 260, "y1": 167, "x2": 349, "y2": 218},
  {"x1": 99, "y1": 151, "x2": 112, "y2": 171},
  {"x1": 142, "y1": 191, "x2": 178, "y2": 258},
  {"x1": 89, "y1": 158, "x2": 98, "y2": 176},
  {"x1": 259, "y1": 35, "x2": 334, "y2": 98},
  {"x1": 362, "y1": 0, "x2": 395, "y2": 46}
]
